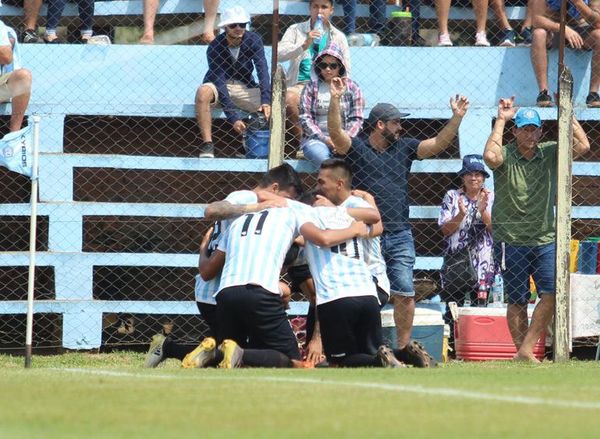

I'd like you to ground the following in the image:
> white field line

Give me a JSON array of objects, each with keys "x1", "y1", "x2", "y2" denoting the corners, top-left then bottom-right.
[{"x1": 53, "y1": 368, "x2": 600, "y2": 411}]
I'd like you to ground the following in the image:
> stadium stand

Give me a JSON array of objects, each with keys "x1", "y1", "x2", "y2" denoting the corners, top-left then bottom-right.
[{"x1": 0, "y1": 7, "x2": 599, "y2": 350}]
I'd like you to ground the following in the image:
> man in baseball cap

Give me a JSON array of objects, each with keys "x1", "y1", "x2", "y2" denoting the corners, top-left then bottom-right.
[
  {"x1": 327, "y1": 78, "x2": 470, "y2": 367},
  {"x1": 484, "y1": 96, "x2": 590, "y2": 362}
]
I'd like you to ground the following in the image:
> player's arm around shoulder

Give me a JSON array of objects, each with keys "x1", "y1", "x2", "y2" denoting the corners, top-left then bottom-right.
[{"x1": 300, "y1": 218, "x2": 369, "y2": 248}]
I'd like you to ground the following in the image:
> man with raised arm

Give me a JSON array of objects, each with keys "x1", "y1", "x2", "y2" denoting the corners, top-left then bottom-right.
[
  {"x1": 483, "y1": 96, "x2": 589, "y2": 361},
  {"x1": 327, "y1": 76, "x2": 469, "y2": 367}
]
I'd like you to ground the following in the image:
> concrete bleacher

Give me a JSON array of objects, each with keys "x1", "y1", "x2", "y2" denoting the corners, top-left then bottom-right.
[{"x1": 1, "y1": 41, "x2": 599, "y2": 349}]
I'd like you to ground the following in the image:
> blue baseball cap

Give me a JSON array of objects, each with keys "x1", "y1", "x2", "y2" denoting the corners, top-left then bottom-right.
[
  {"x1": 458, "y1": 154, "x2": 490, "y2": 178},
  {"x1": 514, "y1": 108, "x2": 541, "y2": 128}
]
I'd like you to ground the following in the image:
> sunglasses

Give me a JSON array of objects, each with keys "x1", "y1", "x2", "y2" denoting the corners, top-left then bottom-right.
[
  {"x1": 227, "y1": 23, "x2": 247, "y2": 29},
  {"x1": 317, "y1": 62, "x2": 340, "y2": 70}
]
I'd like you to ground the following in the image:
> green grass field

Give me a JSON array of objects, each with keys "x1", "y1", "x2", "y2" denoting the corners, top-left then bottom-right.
[{"x1": 1, "y1": 353, "x2": 599, "y2": 438}]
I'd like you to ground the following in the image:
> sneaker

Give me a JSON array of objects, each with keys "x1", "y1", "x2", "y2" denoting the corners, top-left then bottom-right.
[
  {"x1": 144, "y1": 333, "x2": 167, "y2": 368},
  {"x1": 181, "y1": 336, "x2": 217, "y2": 369},
  {"x1": 518, "y1": 27, "x2": 533, "y2": 47},
  {"x1": 437, "y1": 33, "x2": 453, "y2": 47},
  {"x1": 499, "y1": 28, "x2": 516, "y2": 47},
  {"x1": 217, "y1": 339, "x2": 244, "y2": 369},
  {"x1": 376, "y1": 345, "x2": 405, "y2": 368},
  {"x1": 536, "y1": 89, "x2": 553, "y2": 107},
  {"x1": 395, "y1": 341, "x2": 437, "y2": 368},
  {"x1": 475, "y1": 32, "x2": 491, "y2": 47},
  {"x1": 22, "y1": 28, "x2": 42, "y2": 44},
  {"x1": 586, "y1": 92, "x2": 600, "y2": 107},
  {"x1": 199, "y1": 142, "x2": 215, "y2": 158}
]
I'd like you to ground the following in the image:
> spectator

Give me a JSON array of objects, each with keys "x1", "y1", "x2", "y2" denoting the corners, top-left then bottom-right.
[
  {"x1": 1, "y1": 0, "x2": 44, "y2": 43},
  {"x1": 0, "y1": 20, "x2": 32, "y2": 132},
  {"x1": 438, "y1": 154, "x2": 494, "y2": 348},
  {"x1": 195, "y1": 6, "x2": 271, "y2": 159},
  {"x1": 140, "y1": 0, "x2": 219, "y2": 44},
  {"x1": 483, "y1": 98, "x2": 590, "y2": 361},
  {"x1": 328, "y1": 78, "x2": 469, "y2": 366},
  {"x1": 531, "y1": 0, "x2": 600, "y2": 107},
  {"x1": 435, "y1": 0, "x2": 518, "y2": 47},
  {"x1": 278, "y1": 0, "x2": 350, "y2": 147},
  {"x1": 299, "y1": 44, "x2": 363, "y2": 166},
  {"x1": 43, "y1": 0, "x2": 95, "y2": 43}
]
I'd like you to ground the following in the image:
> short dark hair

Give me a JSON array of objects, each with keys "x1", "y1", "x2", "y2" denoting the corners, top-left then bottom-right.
[
  {"x1": 319, "y1": 158, "x2": 352, "y2": 189},
  {"x1": 309, "y1": 0, "x2": 335, "y2": 6},
  {"x1": 259, "y1": 163, "x2": 304, "y2": 198},
  {"x1": 298, "y1": 188, "x2": 319, "y2": 206}
]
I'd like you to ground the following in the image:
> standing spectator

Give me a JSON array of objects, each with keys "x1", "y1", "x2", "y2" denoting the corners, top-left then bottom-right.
[
  {"x1": 299, "y1": 44, "x2": 363, "y2": 166},
  {"x1": 140, "y1": 0, "x2": 220, "y2": 44},
  {"x1": 483, "y1": 98, "x2": 590, "y2": 361},
  {"x1": 327, "y1": 77, "x2": 469, "y2": 366},
  {"x1": 0, "y1": 20, "x2": 32, "y2": 132},
  {"x1": 531, "y1": 0, "x2": 600, "y2": 107},
  {"x1": 438, "y1": 154, "x2": 494, "y2": 347},
  {"x1": 435, "y1": 0, "x2": 518, "y2": 46},
  {"x1": 43, "y1": 0, "x2": 95, "y2": 43},
  {"x1": 278, "y1": 0, "x2": 350, "y2": 147},
  {"x1": 195, "y1": 6, "x2": 271, "y2": 159}
]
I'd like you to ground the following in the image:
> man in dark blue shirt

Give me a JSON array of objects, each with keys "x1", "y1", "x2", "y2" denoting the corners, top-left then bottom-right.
[
  {"x1": 195, "y1": 6, "x2": 271, "y2": 158},
  {"x1": 328, "y1": 77, "x2": 469, "y2": 366}
]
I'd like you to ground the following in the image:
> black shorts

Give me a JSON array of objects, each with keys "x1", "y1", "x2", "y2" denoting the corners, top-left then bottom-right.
[
  {"x1": 287, "y1": 263, "x2": 312, "y2": 293},
  {"x1": 196, "y1": 302, "x2": 218, "y2": 339},
  {"x1": 216, "y1": 285, "x2": 301, "y2": 360},
  {"x1": 317, "y1": 295, "x2": 383, "y2": 362}
]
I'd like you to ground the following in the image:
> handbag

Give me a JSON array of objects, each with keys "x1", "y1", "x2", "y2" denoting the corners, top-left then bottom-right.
[{"x1": 441, "y1": 199, "x2": 479, "y2": 303}]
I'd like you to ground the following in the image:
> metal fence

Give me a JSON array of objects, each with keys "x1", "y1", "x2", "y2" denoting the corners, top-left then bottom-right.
[{"x1": 0, "y1": 0, "x2": 599, "y2": 360}]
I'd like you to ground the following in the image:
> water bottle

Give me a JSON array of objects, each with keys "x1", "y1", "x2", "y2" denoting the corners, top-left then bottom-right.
[
  {"x1": 476, "y1": 279, "x2": 488, "y2": 307},
  {"x1": 312, "y1": 13, "x2": 324, "y2": 51},
  {"x1": 490, "y1": 274, "x2": 504, "y2": 307}
]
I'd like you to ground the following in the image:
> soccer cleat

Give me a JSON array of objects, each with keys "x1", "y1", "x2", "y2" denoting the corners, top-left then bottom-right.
[
  {"x1": 181, "y1": 336, "x2": 217, "y2": 369},
  {"x1": 437, "y1": 33, "x2": 453, "y2": 47},
  {"x1": 144, "y1": 333, "x2": 167, "y2": 368},
  {"x1": 217, "y1": 339, "x2": 244, "y2": 369},
  {"x1": 498, "y1": 29, "x2": 516, "y2": 48},
  {"x1": 199, "y1": 142, "x2": 215, "y2": 158},
  {"x1": 396, "y1": 341, "x2": 437, "y2": 368},
  {"x1": 377, "y1": 345, "x2": 405, "y2": 368},
  {"x1": 475, "y1": 32, "x2": 491, "y2": 47},
  {"x1": 586, "y1": 92, "x2": 600, "y2": 108},
  {"x1": 536, "y1": 90, "x2": 553, "y2": 107}
]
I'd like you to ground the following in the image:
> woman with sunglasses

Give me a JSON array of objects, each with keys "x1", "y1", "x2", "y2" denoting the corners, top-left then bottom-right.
[{"x1": 299, "y1": 43, "x2": 363, "y2": 167}]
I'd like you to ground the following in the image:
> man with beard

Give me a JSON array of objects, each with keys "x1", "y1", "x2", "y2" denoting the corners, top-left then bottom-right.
[{"x1": 328, "y1": 77, "x2": 469, "y2": 367}]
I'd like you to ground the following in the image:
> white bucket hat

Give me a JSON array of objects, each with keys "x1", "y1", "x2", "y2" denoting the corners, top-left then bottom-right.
[{"x1": 218, "y1": 6, "x2": 251, "y2": 28}]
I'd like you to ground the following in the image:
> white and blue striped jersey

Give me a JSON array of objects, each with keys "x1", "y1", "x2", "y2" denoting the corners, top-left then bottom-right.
[
  {"x1": 340, "y1": 195, "x2": 390, "y2": 296},
  {"x1": 216, "y1": 207, "x2": 301, "y2": 296},
  {"x1": 195, "y1": 190, "x2": 258, "y2": 304},
  {"x1": 299, "y1": 206, "x2": 377, "y2": 305}
]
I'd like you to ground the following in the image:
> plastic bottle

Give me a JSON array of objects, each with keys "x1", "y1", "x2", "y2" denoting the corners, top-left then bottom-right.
[
  {"x1": 463, "y1": 298, "x2": 471, "y2": 308},
  {"x1": 490, "y1": 274, "x2": 504, "y2": 307},
  {"x1": 476, "y1": 279, "x2": 488, "y2": 307},
  {"x1": 312, "y1": 14, "x2": 324, "y2": 49}
]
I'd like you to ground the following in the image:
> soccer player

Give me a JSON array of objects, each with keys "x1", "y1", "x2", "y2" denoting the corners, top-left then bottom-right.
[
  {"x1": 144, "y1": 163, "x2": 303, "y2": 368},
  {"x1": 314, "y1": 158, "x2": 436, "y2": 367},
  {"x1": 192, "y1": 199, "x2": 370, "y2": 368}
]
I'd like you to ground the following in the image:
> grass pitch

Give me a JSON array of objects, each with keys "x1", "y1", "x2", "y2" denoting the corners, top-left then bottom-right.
[{"x1": 1, "y1": 353, "x2": 599, "y2": 438}]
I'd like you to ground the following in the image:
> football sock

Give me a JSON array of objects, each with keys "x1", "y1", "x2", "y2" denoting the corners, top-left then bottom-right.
[
  {"x1": 242, "y1": 349, "x2": 292, "y2": 368},
  {"x1": 337, "y1": 353, "x2": 381, "y2": 368}
]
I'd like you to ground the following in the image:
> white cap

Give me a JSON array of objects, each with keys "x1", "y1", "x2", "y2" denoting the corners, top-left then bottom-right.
[{"x1": 218, "y1": 6, "x2": 251, "y2": 28}]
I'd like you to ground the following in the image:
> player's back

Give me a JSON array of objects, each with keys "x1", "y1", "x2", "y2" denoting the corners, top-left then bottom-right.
[{"x1": 218, "y1": 207, "x2": 299, "y2": 295}]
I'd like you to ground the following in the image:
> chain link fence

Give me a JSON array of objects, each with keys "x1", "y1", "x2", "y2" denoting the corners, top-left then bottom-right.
[{"x1": 0, "y1": 0, "x2": 599, "y2": 361}]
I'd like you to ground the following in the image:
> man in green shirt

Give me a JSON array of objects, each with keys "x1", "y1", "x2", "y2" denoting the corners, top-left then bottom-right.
[{"x1": 484, "y1": 97, "x2": 590, "y2": 362}]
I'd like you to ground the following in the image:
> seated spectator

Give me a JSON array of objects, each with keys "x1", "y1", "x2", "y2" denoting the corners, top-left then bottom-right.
[
  {"x1": 278, "y1": 0, "x2": 350, "y2": 148},
  {"x1": 299, "y1": 44, "x2": 363, "y2": 166},
  {"x1": 0, "y1": 20, "x2": 32, "y2": 132},
  {"x1": 43, "y1": 0, "x2": 95, "y2": 43},
  {"x1": 1, "y1": 0, "x2": 44, "y2": 43},
  {"x1": 140, "y1": 0, "x2": 219, "y2": 44},
  {"x1": 531, "y1": 0, "x2": 600, "y2": 107},
  {"x1": 195, "y1": 6, "x2": 271, "y2": 159},
  {"x1": 435, "y1": 0, "x2": 518, "y2": 46},
  {"x1": 438, "y1": 154, "x2": 494, "y2": 347}
]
